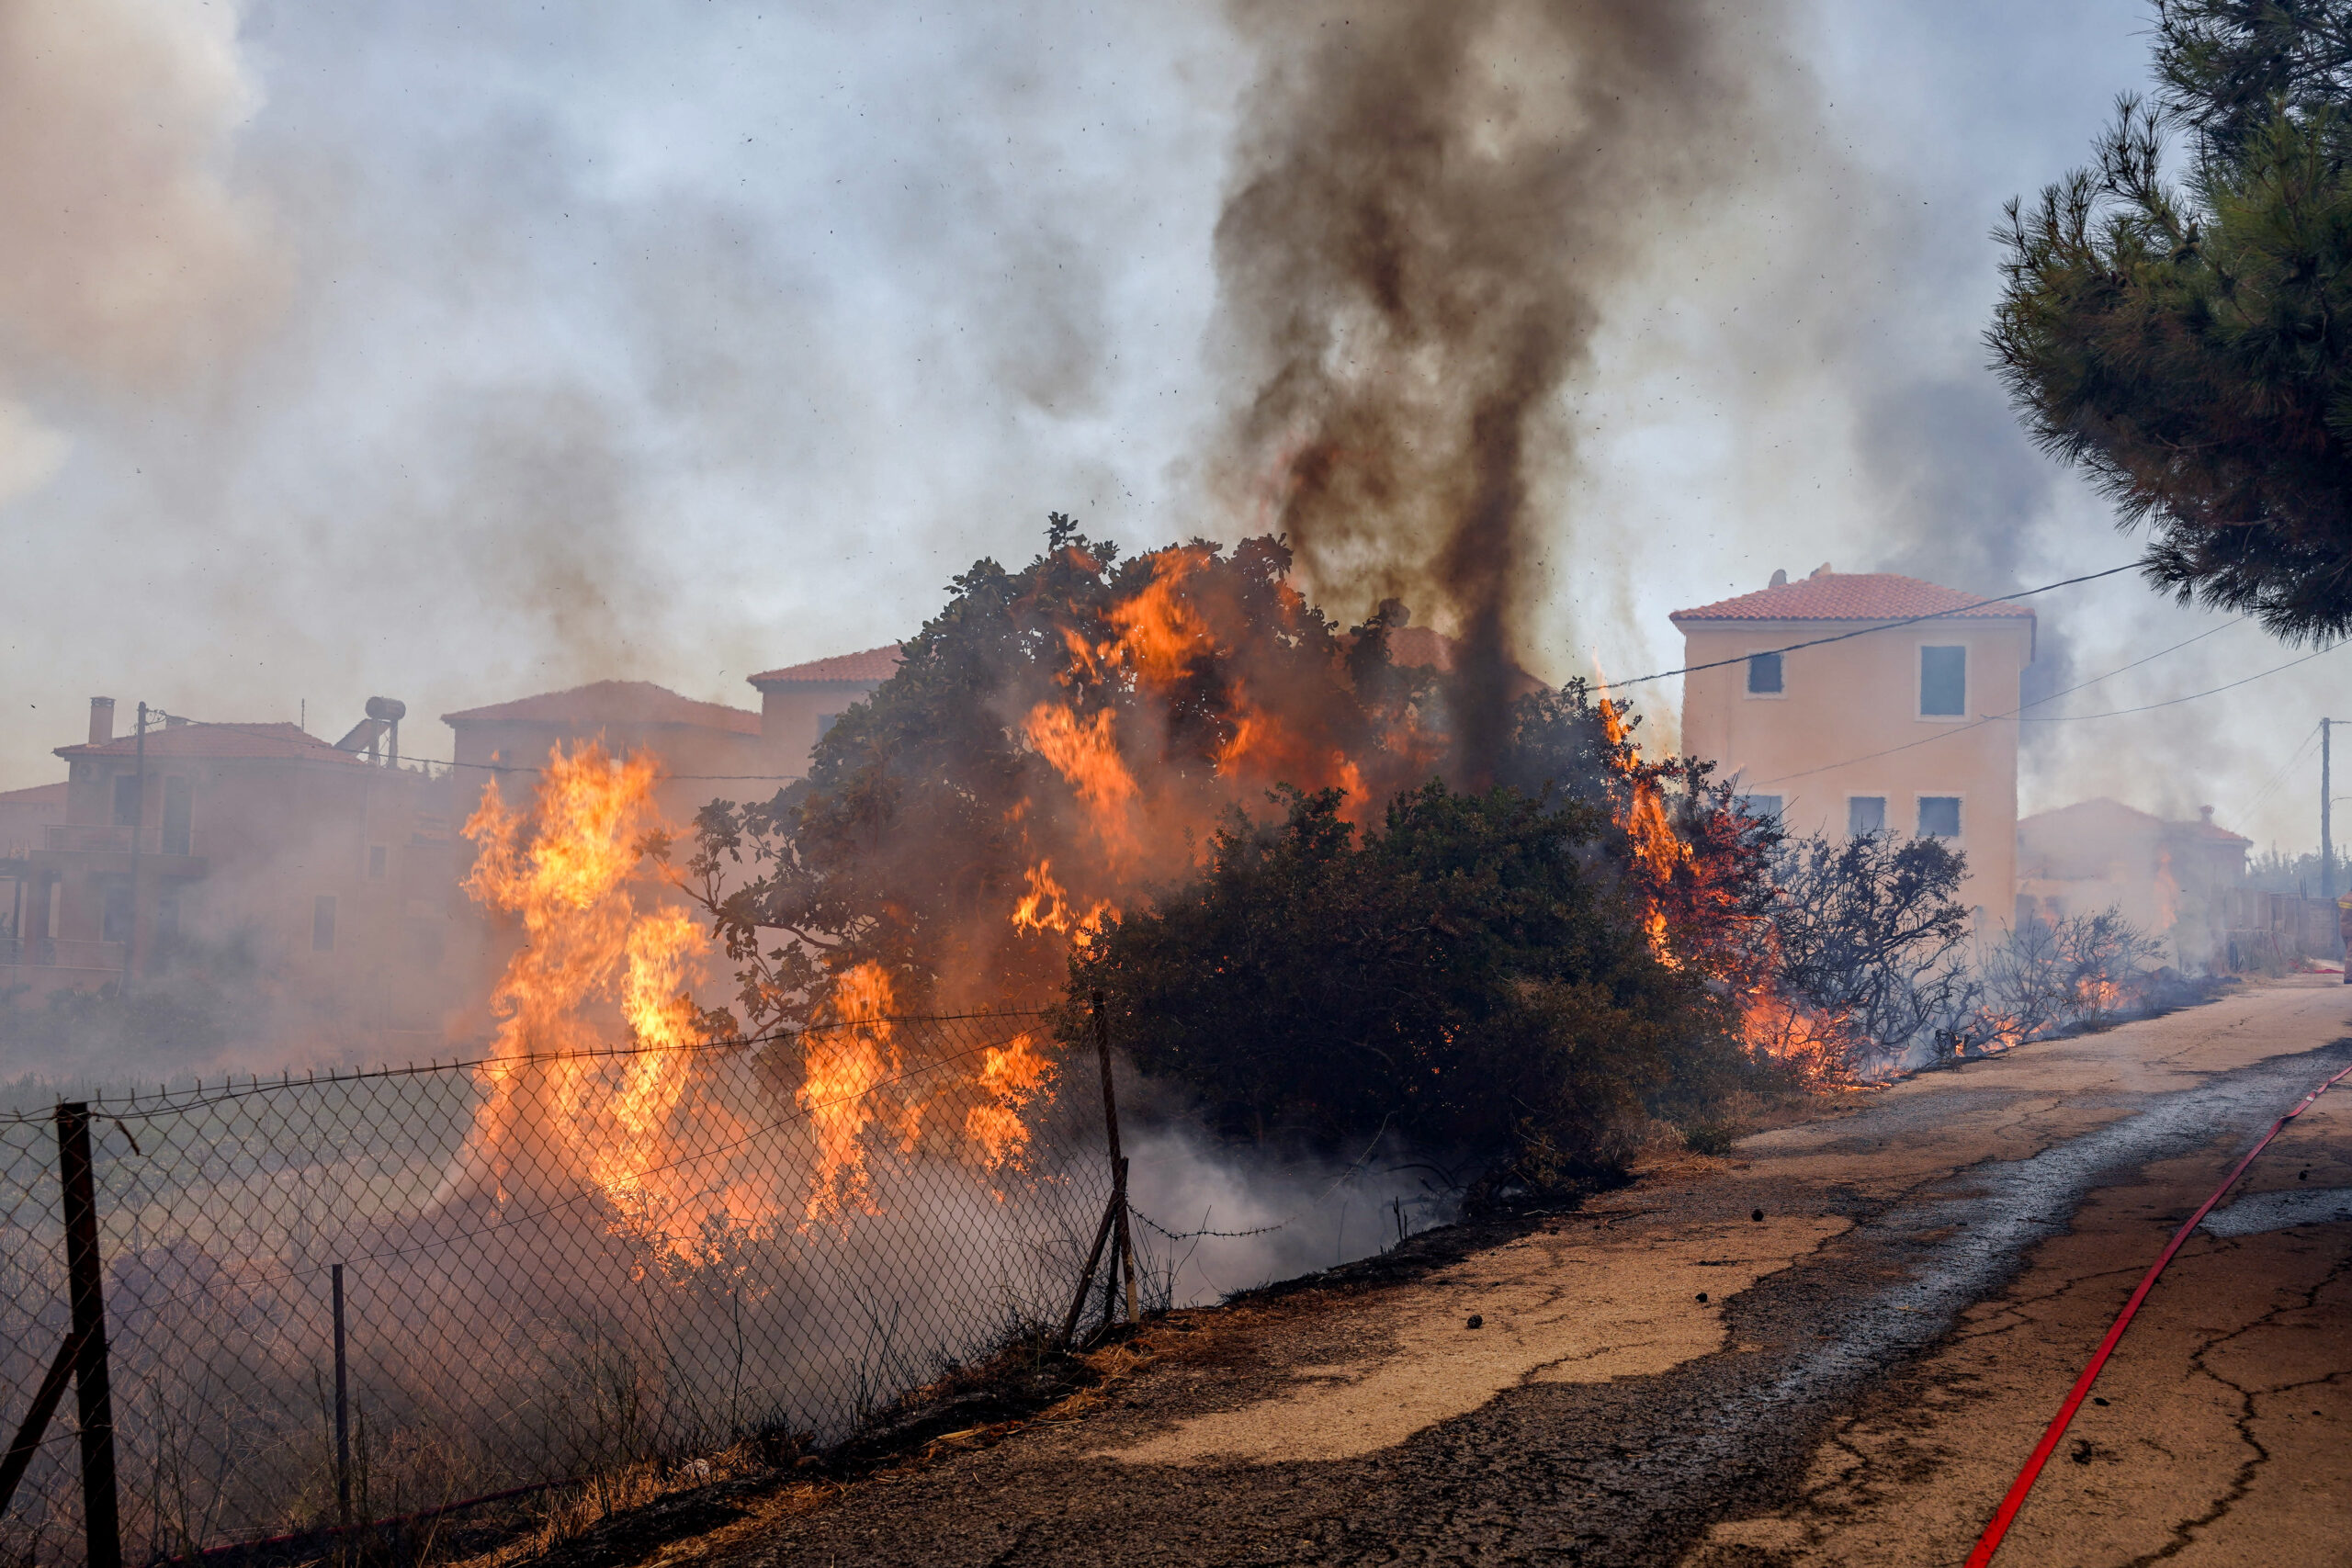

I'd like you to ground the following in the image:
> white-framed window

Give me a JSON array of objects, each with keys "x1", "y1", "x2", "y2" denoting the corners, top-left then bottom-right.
[
  {"x1": 1917, "y1": 795, "x2": 1962, "y2": 839},
  {"x1": 1919, "y1": 645, "x2": 1967, "y2": 717},
  {"x1": 1746, "y1": 651, "x2": 1785, "y2": 696},
  {"x1": 367, "y1": 845, "x2": 388, "y2": 880},
  {"x1": 1847, "y1": 795, "x2": 1887, "y2": 837},
  {"x1": 1740, "y1": 793, "x2": 1784, "y2": 821},
  {"x1": 312, "y1": 895, "x2": 338, "y2": 953}
]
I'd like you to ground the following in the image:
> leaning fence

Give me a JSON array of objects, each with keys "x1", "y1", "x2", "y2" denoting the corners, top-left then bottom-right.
[{"x1": 0, "y1": 1007, "x2": 1124, "y2": 1567}]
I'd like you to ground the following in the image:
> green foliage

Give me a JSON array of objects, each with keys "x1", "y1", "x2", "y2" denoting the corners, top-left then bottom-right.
[
  {"x1": 1991, "y1": 0, "x2": 2352, "y2": 639},
  {"x1": 688, "y1": 517, "x2": 1452, "y2": 1027},
  {"x1": 1063, "y1": 783, "x2": 1733, "y2": 1179}
]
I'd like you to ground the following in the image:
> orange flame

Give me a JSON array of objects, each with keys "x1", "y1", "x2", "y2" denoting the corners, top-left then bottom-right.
[
  {"x1": 1104, "y1": 550, "x2": 1214, "y2": 686},
  {"x1": 966, "y1": 1030, "x2": 1055, "y2": 1177},
  {"x1": 800, "y1": 960, "x2": 899, "y2": 1226},
  {"x1": 1023, "y1": 702, "x2": 1141, "y2": 863},
  {"x1": 462, "y1": 743, "x2": 774, "y2": 1259}
]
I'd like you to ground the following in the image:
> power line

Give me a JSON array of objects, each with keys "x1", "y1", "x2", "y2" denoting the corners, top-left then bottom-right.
[
  {"x1": 1748, "y1": 618, "x2": 2268, "y2": 788},
  {"x1": 2243, "y1": 721, "x2": 2323, "y2": 817},
  {"x1": 1605, "y1": 562, "x2": 2142, "y2": 690},
  {"x1": 142, "y1": 713, "x2": 808, "y2": 784}
]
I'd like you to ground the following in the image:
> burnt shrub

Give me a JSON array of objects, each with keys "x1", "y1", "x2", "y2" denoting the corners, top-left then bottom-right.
[{"x1": 1064, "y1": 782, "x2": 1744, "y2": 1182}]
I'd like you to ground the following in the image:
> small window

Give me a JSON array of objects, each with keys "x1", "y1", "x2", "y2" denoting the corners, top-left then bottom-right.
[
  {"x1": 1918, "y1": 796, "x2": 1962, "y2": 838},
  {"x1": 1920, "y1": 646, "x2": 1967, "y2": 716},
  {"x1": 111, "y1": 773, "x2": 141, "y2": 828},
  {"x1": 1746, "y1": 651, "x2": 1783, "y2": 695},
  {"x1": 1740, "y1": 794, "x2": 1784, "y2": 821},
  {"x1": 368, "y1": 845, "x2": 388, "y2": 880},
  {"x1": 1848, "y1": 795, "x2": 1887, "y2": 837},
  {"x1": 816, "y1": 713, "x2": 842, "y2": 738},
  {"x1": 312, "y1": 895, "x2": 338, "y2": 953}
]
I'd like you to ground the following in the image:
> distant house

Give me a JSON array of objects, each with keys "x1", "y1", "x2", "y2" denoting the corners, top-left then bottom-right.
[
  {"x1": 745, "y1": 646, "x2": 904, "y2": 778},
  {"x1": 2017, "y1": 798, "x2": 2252, "y2": 964},
  {"x1": 1670, "y1": 567, "x2": 2038, "y2": 925},
  {"x1": 441, "y1": 680, "x2": 775, "y2": 828},
  {"x1": 3, "y1": 699, "x2": 457, "y2": 1039}
]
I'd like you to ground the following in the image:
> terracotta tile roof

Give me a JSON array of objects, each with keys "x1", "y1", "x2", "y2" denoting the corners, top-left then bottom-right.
[
  {"x1": 748, "y1": 644, "x2": 904, "y2": 688},
  {"x1": 1670, "y1": 571, "x2": 2036, "y2": 623},
  {"x1": 2019, "y1": 796, "x2": 2253, "y2": 845},
  {"x1": 442, "y1": 681, "x2": 762, "y2": 735},
  {"x1": 0, "y1": 783, "x2": 65, "y2": 807},
  {"x1": 55, "y1": 722, "x2": 356, "y2": 762}
]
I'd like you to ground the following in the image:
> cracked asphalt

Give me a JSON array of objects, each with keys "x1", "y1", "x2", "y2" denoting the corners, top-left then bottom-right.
[{"x1": 666, "y1": 979, "x2": 2352, "y2": 1567}]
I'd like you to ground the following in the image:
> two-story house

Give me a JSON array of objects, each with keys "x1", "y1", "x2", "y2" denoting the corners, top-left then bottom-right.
[
  {"x1": 1670, "y1": 567, "x2": 2037, "y2": 924},
  {"x1": 4, "y1": 699, "x2": 459, "y2": 1043}
]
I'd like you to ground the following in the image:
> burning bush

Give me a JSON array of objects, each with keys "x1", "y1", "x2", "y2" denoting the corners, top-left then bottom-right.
[
  {"x1": 1757, "y1": 829, "x2": 1973, "y2": 1077},
  {"x1": 1061, "y1": 782, "x2": 1739, "y2": 1182},
  {"x1": 683, "y1": 519, "x2": 1812, "y2": 1187},
  {"x1": 1953, "y1": 908, "x2": 2168, "y2": 1052},
  {"x1": 691, "y1": 518, "x2": 1478, "y2": 1027}
]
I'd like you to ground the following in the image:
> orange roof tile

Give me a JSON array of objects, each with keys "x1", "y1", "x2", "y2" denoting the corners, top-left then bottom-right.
[
  {"x1": 55, "y1": 722, "x2": 356, "y2": 762},
  {"x1": 748, "y1": 644, "x2": 904, "y2": 687},
  {"x1": 1670, "y1": 571, "x2": 2036, "y2": 624},
  {"x1": 442, "y1": 681, "x2": 761, "y2": 735}
]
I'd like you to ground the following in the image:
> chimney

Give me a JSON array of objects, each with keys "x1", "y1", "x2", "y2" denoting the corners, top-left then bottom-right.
[{"x1": 88, "y1": 696, "x2": 115, "y2": 746}]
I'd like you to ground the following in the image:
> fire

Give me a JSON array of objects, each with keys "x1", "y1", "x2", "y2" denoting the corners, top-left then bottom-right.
[
  {"x1": 966, "y1": 1030, "x2": 1055, "y2": 1177},
  {"x1": 799, "y1": 960, "x2": 900, "y2": 1225},
  {"x1": 2154, "y1": 848, "x2": 2180, "y2": 931},
  {"x1": 462, "y1": 743, "x2": 772, "y2": 1258},
  {"x1": 1011, "y1": 859, "x2": 1115, "y2": 944},
  {"x1": 1023, "y1": 702, "x2": 1141, "y2": 863},
  {"x1": 1103, "y1": 549, "x2": 1214, "y2": 684},
  {"x1": 1591, "y1": 685, "x2": 1856, "y2": 1078}
]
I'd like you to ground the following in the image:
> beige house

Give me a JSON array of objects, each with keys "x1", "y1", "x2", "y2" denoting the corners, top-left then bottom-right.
[
  {"x1": 1670, "y1": 568, "x2": 2037, "y2": 925},
  {"x1": 2017, "y1": 798, "x2": 2252, "y2": 964},
  {"x1": 746, "y1": 645, "x2": 903, "y2": 770}
]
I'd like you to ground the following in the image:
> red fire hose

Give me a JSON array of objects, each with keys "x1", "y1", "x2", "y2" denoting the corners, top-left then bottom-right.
[{"x1": 1965, "y1": 1055, "x2": 2352, "y2": 1566}]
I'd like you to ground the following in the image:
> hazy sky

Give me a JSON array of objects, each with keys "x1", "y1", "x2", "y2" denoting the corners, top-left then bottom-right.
[{"x1": 4, "y1": 0, "x2": 2339, "y2": 852}]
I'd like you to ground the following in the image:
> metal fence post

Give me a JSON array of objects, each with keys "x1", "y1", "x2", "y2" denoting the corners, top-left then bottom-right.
[
  {"x1": 332, "y1": 1264, "x2": 351, "y2": 1529},
  {"x1": 55, "y1": 1103, "x2": 121, "y2": 1568}
]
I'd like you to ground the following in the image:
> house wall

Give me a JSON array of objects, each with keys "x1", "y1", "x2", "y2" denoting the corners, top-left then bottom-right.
[
  {"x1": 446, "y1": 719, "x2": 777, "y2": 828},
  {"x1": 9, "y1": 753, "x2": 458, "y2": 1039},
  {"x1": 1677, "y1": 615, "x2": 2033, "y2": 926},
  {"x1": 753, "y1": 680, "x2": 886, "y2": 779}
]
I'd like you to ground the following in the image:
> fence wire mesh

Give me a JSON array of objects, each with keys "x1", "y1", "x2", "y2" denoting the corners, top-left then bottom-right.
[{"x1": 0, "y1": 1010, "x2": 1111, "y2": 1566}]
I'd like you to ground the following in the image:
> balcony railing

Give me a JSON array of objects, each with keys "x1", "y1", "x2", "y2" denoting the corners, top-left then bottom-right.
[
  {"x1": 0, "y1": 937, "x2": 126, "y2": 971},
  {"x1": 40, "y1": 824, "x2": 202, "y2": 857}
]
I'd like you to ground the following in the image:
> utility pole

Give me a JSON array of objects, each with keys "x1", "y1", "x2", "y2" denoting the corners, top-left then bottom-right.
[
  {"x1": 2325, "y1": 719, "x2": 2336, "y2": 906},
  {"x1": 122, "y1": 703, "x2": 146, "y2": 990}
]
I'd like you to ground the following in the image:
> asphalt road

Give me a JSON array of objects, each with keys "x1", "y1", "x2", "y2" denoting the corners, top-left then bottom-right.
[{"x1": 679, "y1": 978, "x2": 2352, "y2": 1567}]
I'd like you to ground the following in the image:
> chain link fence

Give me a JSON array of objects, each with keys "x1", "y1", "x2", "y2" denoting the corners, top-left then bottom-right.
[{"x1": 0, "y1": 1009, "x2": 1115, "y2": 1567}]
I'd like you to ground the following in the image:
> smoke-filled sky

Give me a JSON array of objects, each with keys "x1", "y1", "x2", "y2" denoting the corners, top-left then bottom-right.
[{"x1": 3, "y1": 0, "x2": 2341, "y2": 852}]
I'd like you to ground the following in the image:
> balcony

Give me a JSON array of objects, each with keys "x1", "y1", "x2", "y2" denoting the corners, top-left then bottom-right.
[
  {"x1": 1, "y1": 937, "x2": 126, "y2": 973},
  {"x1": 40, "y1": 824, "x2": 204, "y2": 860}
]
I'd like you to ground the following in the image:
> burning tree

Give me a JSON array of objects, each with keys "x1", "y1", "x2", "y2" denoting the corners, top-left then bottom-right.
[
  {"x1": 688, "y1": 518, "x2": 1476, "y2": 1027},
  {"x1": 685, "y1": 520, "x2": 1804, "y2": 1181}
]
